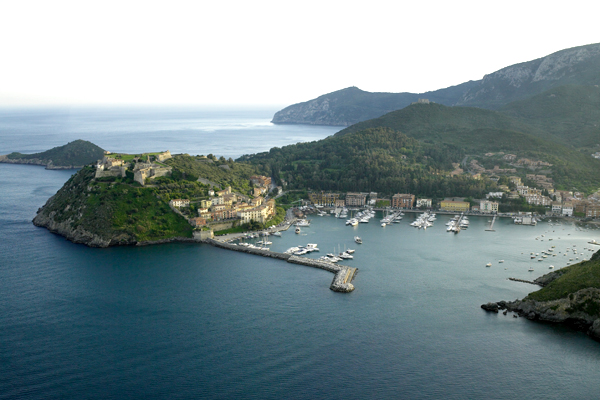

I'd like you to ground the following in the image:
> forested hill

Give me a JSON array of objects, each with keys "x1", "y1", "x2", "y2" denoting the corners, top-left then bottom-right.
[
  {"x1": 499, "y1": 84, "x2": 600, "y2": 149},
  {"x1": 245, "y1": 102, "x2": 600, "y2": 194},
  {"x1": 335, "y1": 102, "x2": 600, "y2": 192},
  {"x1": 2, "y1": 140, "x2": 105, "y2": 167},
  {"x1": 239, "y1": 127, "x2": 496, "y2": 198}
]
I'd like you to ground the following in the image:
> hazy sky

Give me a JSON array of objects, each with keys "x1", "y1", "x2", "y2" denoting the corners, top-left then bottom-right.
[{"x1": 1, "y1": 0, "x2": 599, "y2": 107}]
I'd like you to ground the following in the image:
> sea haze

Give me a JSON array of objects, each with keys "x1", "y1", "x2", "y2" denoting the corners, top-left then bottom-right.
[
  {"x1": 1, "y1": 108, "x2": 600, "y2": 399},
  {"x1": 0, "y1": 106, "x2": 340, "y2": 159}
]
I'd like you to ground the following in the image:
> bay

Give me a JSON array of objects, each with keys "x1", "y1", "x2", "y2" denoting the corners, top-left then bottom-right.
[{"x1": 1, "y1": 108, "x2": 600, "y2": 399}]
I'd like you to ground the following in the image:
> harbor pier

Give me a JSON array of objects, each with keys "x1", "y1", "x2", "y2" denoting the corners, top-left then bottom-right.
[{"x1": 204, "y1": 239, "x2": 357, "y2": 292}]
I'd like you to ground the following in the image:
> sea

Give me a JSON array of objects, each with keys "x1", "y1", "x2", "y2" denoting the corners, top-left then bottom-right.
[{"x1": 1, "y1": 107, "x2": 600, "y2": 400}]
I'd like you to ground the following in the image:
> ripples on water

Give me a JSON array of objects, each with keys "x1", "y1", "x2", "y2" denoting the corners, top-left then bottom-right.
[{"x1": 1, "y1": 109, "x2": 600, "y2": 399}]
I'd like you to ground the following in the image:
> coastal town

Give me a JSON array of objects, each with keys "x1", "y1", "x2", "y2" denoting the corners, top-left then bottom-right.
[{"x1": 94, "y1": 149, "x2": 600, "y2": 241}]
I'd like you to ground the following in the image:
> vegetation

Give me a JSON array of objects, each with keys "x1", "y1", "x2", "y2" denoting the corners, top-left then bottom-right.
[
  {"x1": 333, "y1": 103, "x2": 600, "y2": 193},
  {"x1": 241, "y1": 126, "x2": 501, "y2": 198},
  {"x1": 41, "y1": 167, "x2": 193, "y2": 243},
  {"x1": 164, "y1": 154, "x2": 259, "y2": 195},
  {"x1": 500, "y1": 85, "x2": 600, "y2": 149},
  {"x1": 526, "y1": 251, "x2": 600, "y2": 302},
  {"x1": 7, "y1": 139, "x2": 104, "y2": 166}
]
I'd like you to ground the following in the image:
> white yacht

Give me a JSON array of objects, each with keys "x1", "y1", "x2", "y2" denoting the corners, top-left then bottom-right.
[
  {"x1": 354, "y1": 236, "x2": 362, "y2": 244},
  {"x1": 295, "y1": 227, "x2": 301, "y2": 234}
]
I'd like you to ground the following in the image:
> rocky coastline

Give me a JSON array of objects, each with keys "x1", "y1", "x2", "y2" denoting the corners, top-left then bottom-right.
[
  {"x1": 33, "y1": 210, "x2": 128, "y2": 247},
  {"x1": 482, "y1": 269, "x2": 600, "y2": 342},
  {"x1": 0, "y1": 155, "x2": 82, "y2": 169}
]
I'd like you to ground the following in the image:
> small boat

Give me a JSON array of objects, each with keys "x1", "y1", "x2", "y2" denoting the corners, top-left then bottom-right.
[
  {"x1": 498, "y1": 260, "x2": 504, "y2": 263},
  {"x1": 529, "y1": 267, "x2": 534, "y2": 271},
  {"x1": 549, "y1": 265, "x2": 554, "y2": 269},
  {"x1": 295, "y1": 227, "x2": 301, "y2": 234},
  {"x1": 354, "y1": 236, "x2": 362, "y2": 244},
  {"x1": 486, "y1": 263, "x2": 492, "y2": 267}
]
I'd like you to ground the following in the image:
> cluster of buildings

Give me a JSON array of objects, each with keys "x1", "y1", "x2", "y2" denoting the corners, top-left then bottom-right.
[
  {"x1": 306, "y1": 184, "x2": 600, "y2": 218},
  {"x1": 250, "y1": 175, "x2": 272, "y2": 197},
  {"x1": 171, "y1": 178, "x2": 277, "y2": 228}
]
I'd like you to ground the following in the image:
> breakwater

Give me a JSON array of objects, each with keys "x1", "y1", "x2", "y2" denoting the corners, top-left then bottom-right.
[
  {"x1": 508, "y1": 277, "x2": 541, "y2": 286},
  {"x1": 204, "y1": 239, "x2": 357, "y2": 292}
]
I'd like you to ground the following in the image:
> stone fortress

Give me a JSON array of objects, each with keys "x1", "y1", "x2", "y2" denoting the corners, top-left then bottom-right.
[{"x1": 95, "y1": 150, "x2": 173, "y2": 186}]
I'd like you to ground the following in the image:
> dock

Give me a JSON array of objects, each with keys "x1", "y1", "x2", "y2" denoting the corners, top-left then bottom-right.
[
  {"x1": 485, "y1": 215, "x2": 496, "y2": 232},
  {"x1": 204, "y1": 239, "x2": 358, "y2": 292}
]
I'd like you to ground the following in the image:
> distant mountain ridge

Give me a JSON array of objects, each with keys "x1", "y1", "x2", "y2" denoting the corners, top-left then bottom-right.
[{"x1": 272, "y1": 43, "x2": 600, "y2": 126}]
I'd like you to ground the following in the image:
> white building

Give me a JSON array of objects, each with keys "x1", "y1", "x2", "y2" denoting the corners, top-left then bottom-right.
[
  {"x1": 486, "y1": 192, "x2": 504, "y2": 199},
  {"x1": 170, "y1": 199, "x2": 190, "y2": 208},
  {"x1": 479, "y1": 200, "x2": 499, "y2": 213},
  {"x1": 562, "y1": 202, "x2": 573, "y2": 217},
  {"x1": 416, "y1": 198, "x2": 432, "y2": 208},
  {"x1": 551, "y1": 202, "x2": 562, "y2": 214}
]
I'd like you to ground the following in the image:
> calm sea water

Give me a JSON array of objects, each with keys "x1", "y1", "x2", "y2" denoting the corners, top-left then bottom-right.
[{"x1": 1, "y1": 108, "x2": 600, "y2": 399}]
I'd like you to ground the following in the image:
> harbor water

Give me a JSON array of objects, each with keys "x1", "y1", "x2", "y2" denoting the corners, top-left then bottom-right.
[{"x1": 1, "y1": 108, "x2": 600, "y2": 399}]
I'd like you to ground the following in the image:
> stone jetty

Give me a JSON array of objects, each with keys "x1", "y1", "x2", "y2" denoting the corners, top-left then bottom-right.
[{"x1": 204, "y1": 239, "x2": 357, "y2": 292}]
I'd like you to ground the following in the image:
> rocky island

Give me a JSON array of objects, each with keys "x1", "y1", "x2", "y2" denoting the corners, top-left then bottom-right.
[{"x1": 0, "y1": 139, "x2": 105, "y2": 169}]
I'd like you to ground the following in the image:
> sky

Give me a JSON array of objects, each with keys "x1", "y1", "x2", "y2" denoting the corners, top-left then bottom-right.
[{"x1": 1, "y1": 0, "x2": 599, "y2": 107}]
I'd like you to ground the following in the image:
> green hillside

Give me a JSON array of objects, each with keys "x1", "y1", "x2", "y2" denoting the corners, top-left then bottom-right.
[
  {"x1": 258, "y1": 103, "x2": 600, "y2": 193},
  {"x1": 38, "y1": 166, "x2": 193, "y2": 244},
  {"x1": 163, "y1": 155, "x2": 259, "y2": 195},
  {"x1": 500, "y1": 85, "x2": 600, "y2": 148},
  {"x1": 240, "y1": 127, "x2": 495, "y2": 198},
  {"x1": 7, "y1": 139, "x2": 105, "y2": 166},
  {"x1": 527, "y1": 251, "x2": 600, "y2": 302}
]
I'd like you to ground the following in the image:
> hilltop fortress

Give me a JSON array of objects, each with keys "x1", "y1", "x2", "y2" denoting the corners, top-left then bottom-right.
[{"x1": 95, "y1": 150, "x2": 172, "y2": 185}]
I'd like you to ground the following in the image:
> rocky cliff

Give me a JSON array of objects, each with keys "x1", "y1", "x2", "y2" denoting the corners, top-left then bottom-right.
[
  {"x1": 0, "y1": 154, "x2": 84, "y2": 169},
  {"x1": 482, "y1": 288, "x2": 600, "y2": 342},
  {"x1": 271, "y1": 42, "x2": 600, "y2": 125},
  {"x1": 271, "y1": 82, "x2": 479, "y2": 126},
  {"x1": 482, "y1": 253, "x2": 600, "y2": 342},
  {"x1": 459, "y1": 43, "x2": 600, "y2": 108}
]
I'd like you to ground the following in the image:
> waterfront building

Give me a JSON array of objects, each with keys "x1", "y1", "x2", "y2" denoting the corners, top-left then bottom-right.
[
  {"x1": 479, "y1": 200, "x2": 499, "y2": 213},
  {"x1": 392, "y1": 194, "x2": 415, "y2": 209},
  {"x1": 551, "y1": 202, "x2": 562, "y2": 214},
  {"x1": 562, "y1": 202, "x2": 574, "y2": 217},
  {"x1": 586, "y1": 205, "x2": 600, "y2": 218},
  {"x1": 345, "y1": 192, "x2": 367, "y2": 207},
  {"x1": 309, "y1": 191, "x2": 340, "y2": 206},
  {"x1": 237, "y1": 204, "x2": 270, "y2": 224},
  {"x1": 416, "y1": 198, "x2": 432, "y2": 208},
  {"x1": 440, "y1": 200, "x2": 469, "y2": 212}
]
